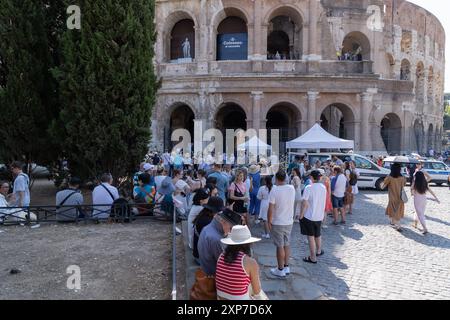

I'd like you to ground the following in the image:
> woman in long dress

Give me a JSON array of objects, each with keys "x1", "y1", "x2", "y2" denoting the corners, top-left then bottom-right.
[
  {"x1": 291, "y1": 168, "x2": 303, "y2": 221},
  {"x1": 411, "y1": 171, "x2": 440, "y2": 234},
  {"x1": 381, "y1": 163, "x2": 406, "y2": 232},
  {"x1": 257, "y1": 175, "x2": 273, "y2": 239}
]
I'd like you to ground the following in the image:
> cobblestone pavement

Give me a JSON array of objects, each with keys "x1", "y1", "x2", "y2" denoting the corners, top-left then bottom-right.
[{"x1": 252, "y1": 186, "x2": 450, "y2": 300}]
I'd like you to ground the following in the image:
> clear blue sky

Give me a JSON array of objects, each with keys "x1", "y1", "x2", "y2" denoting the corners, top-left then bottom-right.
[{"x1": 407, "y1": 0, "x2": 449, "y2": 92}]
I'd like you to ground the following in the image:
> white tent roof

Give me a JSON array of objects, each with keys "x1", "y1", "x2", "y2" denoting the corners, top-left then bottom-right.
[
  {"x1": 286, "y1": 124, "x2": 354, "y2": 149},
  {"x1": 238, "y1": 136, "x2": 272, "y2": 150}
]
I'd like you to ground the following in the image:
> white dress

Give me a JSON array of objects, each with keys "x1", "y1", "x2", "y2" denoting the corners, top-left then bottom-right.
[{"x1": 257, "y1": 186, "x2": 270, "y2": 221}]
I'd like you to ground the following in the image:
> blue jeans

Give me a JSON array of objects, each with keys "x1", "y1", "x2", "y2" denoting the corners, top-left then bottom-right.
[{"x1": 249, "y1": 193, "x2": 260, "y2": 216}]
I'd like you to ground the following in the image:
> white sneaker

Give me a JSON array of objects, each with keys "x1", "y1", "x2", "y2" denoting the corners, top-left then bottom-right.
[
  {"x1": 261, "y1": 233, "x2": 271, "y2": 239},
  {"x1": 283, "y1": 267, "x2": 290, "y2": 275},
  {"x1": 254, "y1": 219, "x2": 261, "y2": 225},
  {"x1": 270, "y1": 268, "x2": 286, "y2": 278}
]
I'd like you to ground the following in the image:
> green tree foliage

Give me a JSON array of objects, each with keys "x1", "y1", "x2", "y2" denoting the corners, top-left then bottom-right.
[
  {"x1": 53, "y1": 0, "x2": 157, "y2": 180},
  {"x1": 0, "y1": 0, "x2": 62, "y2": 165}
]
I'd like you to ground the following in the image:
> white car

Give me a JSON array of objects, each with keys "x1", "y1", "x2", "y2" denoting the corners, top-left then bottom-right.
[
  {"x1": 420, "y1": 160, "x2": 450, "y2": 186},
  {"x1": 291, "y1": 153, "x2": 390, "y2": 190}
]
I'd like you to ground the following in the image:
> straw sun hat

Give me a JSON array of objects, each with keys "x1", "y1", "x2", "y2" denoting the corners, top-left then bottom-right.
[{"x1": 221, "y1": 225, "x2": 261, "y2": 246}]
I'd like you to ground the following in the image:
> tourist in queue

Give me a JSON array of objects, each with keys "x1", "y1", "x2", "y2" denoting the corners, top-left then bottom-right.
[
  {"x1": 299, "y1": 170, "x2": 327, "y2": 264},
  {"x1": 411, "y1": 171, "x2": 440, "y2": 235},
  {"x1": 56, "y1": 177, "x2": 85, "y2": 222},
  {"x1": 257, "y1": 175, "x2": 273, "y2": 239},
  {"x1": 0, "y1": 181, "x2": 13, "y2": 222},
  {"x1": 343, "y1": 162, "x2": 355, "y2": 216},
  {"x1": 192, "y1": 197, "x2": 224, "y2": 261},
  {"x1": 10, "y1": 161, "x2": 30, "y2": 208},
  {"x1": 228, "y1": 169, "x2": 249, "y2": 224},
  {"x1": 188, "y1": 189, "x2": 210, "y2": 250},
  {"x1": 208, "y1": 164, "x2": 229, "y2": 203},
  {"x1": 320, "y1": 168, "x2": 333, "y2": 220},
  {"x1": 248, "y1": 165, "x2": 261, "y2": 225},
  {"x1": 216, "y1": 225, "x2": 267, "y2": 300},
  {"x1": 291, "y1": 168, "x2": 303, "y2": 222},
  {"x1": 268, "y1": 171, "x2": 295, "y2": 278},
  {"x1": 190, "y1": 208, "x2": 243, "y2": 300},
  {"x1": 331, "y1": 166, "x2": 347, "y2": 225},
  {"x1": 92, "y1": 173, "x2": 119, "y2": 220},
  {"x1": 381, "y1": 163, "x2": 407, "y2": 232}
]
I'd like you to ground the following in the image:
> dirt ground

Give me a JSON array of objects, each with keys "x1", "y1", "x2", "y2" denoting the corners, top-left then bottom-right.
[{"x1": 0, "y1": 180, "x2": 186, "y2": 300}]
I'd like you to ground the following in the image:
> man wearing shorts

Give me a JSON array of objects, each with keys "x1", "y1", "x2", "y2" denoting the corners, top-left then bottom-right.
[
  {"x1": 300, "y1": 170, "x2": 327, "y2": 264},
  {"x1": 268, "y1": 171, "x2": 295, "y2": 277},
  {"x1": 331, "y1": 166, "x2": 347, "y2": 225}
]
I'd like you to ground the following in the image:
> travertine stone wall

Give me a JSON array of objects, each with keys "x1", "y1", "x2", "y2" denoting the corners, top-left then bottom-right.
[{"x1": 152, "y1": 0, "x2": 446, "y2": 155}]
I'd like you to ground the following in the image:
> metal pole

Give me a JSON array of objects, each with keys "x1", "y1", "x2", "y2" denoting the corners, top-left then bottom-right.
[{"x1": 171, "y1": 205, "x2": 177, "y2": 300}]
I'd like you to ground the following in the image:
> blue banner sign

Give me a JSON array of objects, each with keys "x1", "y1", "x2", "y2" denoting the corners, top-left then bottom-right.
[{"x1": 217, "y1": 33, "x2": 248, "y2": 60}]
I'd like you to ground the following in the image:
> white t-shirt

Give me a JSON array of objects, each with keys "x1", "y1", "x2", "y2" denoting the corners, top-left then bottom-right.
[
  {"x1": 269, "y1": 184, "x2": 295, "y2": 226},
  {"x1": 257, "y1": 186, "x2": 271, "y2": 220},
  {"x1": 175, "y1": 179, "x2": 189, "y2": 192},
  {"x1": 302, "y1": 183, "x2": 327, "y2": 222},
  {"x1": 92, "y1": 183, "x2": 119, "y2": 219},
  {"x1": 13, "y1": 173, "x2": 30, "y2": 207},
  {"x1": 332, "y1": 174, "x2": 347, "y2": 198}
]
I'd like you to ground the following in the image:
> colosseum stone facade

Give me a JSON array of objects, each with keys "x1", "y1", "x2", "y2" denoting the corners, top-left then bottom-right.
[{"x1": 151, "y1": 0, "x2": 446, "y2": 156}]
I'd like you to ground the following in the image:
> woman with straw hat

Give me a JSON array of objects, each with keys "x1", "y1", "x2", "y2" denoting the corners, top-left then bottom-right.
[{"x1": 216, "y1": 225, "x2": 267, "y2": 300}]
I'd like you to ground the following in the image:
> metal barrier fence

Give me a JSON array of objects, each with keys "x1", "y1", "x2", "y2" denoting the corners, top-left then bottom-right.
[{"x1": 0, "y1": 202, "x2": 185, "y2": 224}]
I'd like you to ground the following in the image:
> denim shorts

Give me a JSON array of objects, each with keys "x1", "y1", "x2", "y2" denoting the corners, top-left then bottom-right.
[{"x1": 332, "y1": 195, "x2": 344, "y2": 209}]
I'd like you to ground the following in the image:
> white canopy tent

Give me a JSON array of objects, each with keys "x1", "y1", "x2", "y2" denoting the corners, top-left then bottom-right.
[
  {"x1": 286, "y1": 124, "x2": 354, "y2": 150},
  {"x1": 237, "y1": 136, "x2": 272, "y2": 152}
]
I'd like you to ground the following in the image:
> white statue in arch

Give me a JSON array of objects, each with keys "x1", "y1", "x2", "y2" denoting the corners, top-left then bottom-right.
[{"x1": 182, "y1": 38, "x2": 191, "y2": 59}]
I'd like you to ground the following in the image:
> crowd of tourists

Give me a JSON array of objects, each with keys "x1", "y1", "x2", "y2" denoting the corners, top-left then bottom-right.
[{"x1": 0, "y1": 150, "x2": 445, "y2": 300}]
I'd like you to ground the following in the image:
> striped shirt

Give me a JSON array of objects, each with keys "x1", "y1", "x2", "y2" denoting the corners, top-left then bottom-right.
[{"x1": 216, "y1": 252, "x2": 251, "y2": 300}]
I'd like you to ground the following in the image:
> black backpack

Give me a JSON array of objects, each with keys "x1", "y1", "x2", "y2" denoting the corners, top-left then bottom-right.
[
  {"x1": 152, "y1": 155, "x2": 161, "y2": 165},
  {"x1": 100, "y1": 184, "x2": 132, "y2": 222}
]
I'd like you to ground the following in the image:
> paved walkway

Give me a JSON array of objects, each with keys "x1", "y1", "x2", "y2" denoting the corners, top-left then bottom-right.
[{"x1": 252, "y1": 186, "x2": 450, "y2": 300}]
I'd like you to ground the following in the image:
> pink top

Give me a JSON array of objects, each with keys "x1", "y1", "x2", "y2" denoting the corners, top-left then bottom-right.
[
  {"x1": 229, "y1": 182, "x2": 246, "y2": 194},
  {"x1": 216, "y1": 252, "x2": 251, "y2": 300}
]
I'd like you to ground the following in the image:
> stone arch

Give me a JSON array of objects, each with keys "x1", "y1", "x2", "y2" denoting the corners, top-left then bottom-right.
[
  {"x1": 342, "y1": 31, "x2": 371, "y2": 61},
  {"x1": 401, "y1": 30, "x2": 412, "y2": 54},
  {"x1": 319, "y1": 103, "x2": 356, "y2": 140},
  {"x1": 214, "y1": 102, "x2": 248, "y2": 132},
  {"x1": 212, "y1": 7, "x2": 250, "y2": 61},
  {"x1": 264, "y1": 5, "x2": 304, "y2": 60},
  {"x1": 265, "y1": 102, "x2": 302, "y2": 145},
  {"x1": 400, "y1": 59, "x2": 411, "y2": 80},
  {"x1": 167, "y1": 103, "x2": 196, "y2": 151},
  {"x1": 415, "y1": 62, "x2": 425, "y2": 104},
  {"x1": 380, "y1": 113, "x2": 402, "y2": 154},
  {"x1": 163, "y1": 10, "x2": 198, "y2": 63}
]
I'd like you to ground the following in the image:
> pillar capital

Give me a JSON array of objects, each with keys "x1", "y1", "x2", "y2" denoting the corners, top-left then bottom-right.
[
  {"x1": 307, "y1": 91, "x2": 320, "y2": 100},
  {"x1": 251, "y1": 91, "x2": 264, "y2": 100}
]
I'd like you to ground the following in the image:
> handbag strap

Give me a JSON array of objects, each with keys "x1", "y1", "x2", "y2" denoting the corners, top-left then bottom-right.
[{"x1": 100, "y1": 183, "x2": 117, "y2": 201}]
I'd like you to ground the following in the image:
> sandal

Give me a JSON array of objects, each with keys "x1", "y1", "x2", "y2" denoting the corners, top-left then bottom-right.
[
  {"x1": 303, "y1": 257, "x2": 317, "y2": 264},
  {"x1": 316, "y1": 250, "x2": 325, "y2": 257}
]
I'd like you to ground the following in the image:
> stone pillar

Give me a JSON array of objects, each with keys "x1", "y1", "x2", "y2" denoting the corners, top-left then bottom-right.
[
  {"x1": 353, "y1": 121, "x2": 361, "y2": 152},
  {"x1": 251, "y1": 91, "x2": 264, "y2": 131},
  {"x1": 307, "y1": 0, "x2": 321, "y2": 61},
  {"x1": 196, "y1": 2, "x2": 209, "y2": 74},
  {"x1": 253, "y1": 0, "x2": 263, "y2": 59},
  {"x1": 307, "y1": 92, "x2": 319, "y2": 129},
  {"x1": 360, "y1": 92, "x2": 373, "y2": 152}
]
